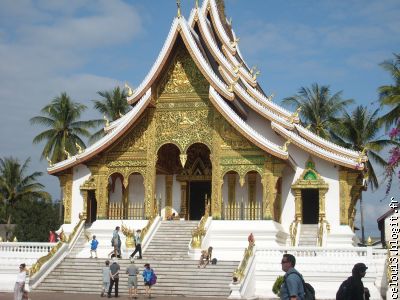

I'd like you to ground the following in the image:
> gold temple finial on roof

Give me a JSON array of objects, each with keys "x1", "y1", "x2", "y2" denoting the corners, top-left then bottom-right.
[
  {"x1": 63, "y1": 148, "x2": 71, "y2": 159},
  {"x1": 46, "y1": 156, "x2": 53, "y2": 167},
  {"x1": 118, "y1": 111, "x2": 124, "y2": 118},
  {"x1": 233, "y1": 62, "x2": 243, "y2": 74},
  {"x1": 289, "y1": 107, "x2": 302, "y2": 123},
  {"x1": 195, "y1": 0, "x2": 199, "y2": 9},
  {"x1": 124, "y1": 82, "x2": 134, "y2": 97},
  {"x1": 103, "y1": 115, "x2": 110, "y2": 127},
  {"x1": 177, "y1": 0, "x2": 182, "y2": 18},
  {"x1": 75, "y1": 142, "x2": 83, "y2": 154},
  {"x1": 357, "y1": 147, "x2": 368, "y2": 163},
  {"x1": 250, "y1": 66, "x2": 258, "y2": 75},
  {"x1": 267, "y1": 93, "x2": 275, "y2": 101},
  {"x1": 367, "y1": 236, "x2": 372, "y2": 246},
  {"x1": 281, "y1": 139, "x2": 291, "y2": 152},
  {"x1": 230, "y1": 37, "x2": 240, "y2": 48},
  {"x1": 252, "y1": 70, "x2": 260, "y2": 81}
]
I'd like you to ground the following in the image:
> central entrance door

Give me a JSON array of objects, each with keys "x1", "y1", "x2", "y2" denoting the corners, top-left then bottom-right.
[
  {"x1": 189, "y1": 181, "x2": 211, "y2": 220},
  {"x1": 301, "y1": 189, "x2": 319, "y2": 224},
  {"x1": 86, "y1": 190, "x2": 97, "y2": 224}
]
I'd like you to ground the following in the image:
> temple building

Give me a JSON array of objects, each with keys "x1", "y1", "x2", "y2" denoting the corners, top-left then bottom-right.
[{"x1": 48, "y1": 0, "x2": 367, "y2": 247}]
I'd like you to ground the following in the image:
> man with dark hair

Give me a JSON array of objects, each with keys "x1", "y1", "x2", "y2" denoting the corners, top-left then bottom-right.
[
  {"x1": 108, "y1": 257, "x2": 120, "y2": 298},
  {"x1": 280, "y1": 254, "x2": 305, "y2": 300},
  {"x1": 336, "y1": 262, "x2": 368, "y2": 300}
]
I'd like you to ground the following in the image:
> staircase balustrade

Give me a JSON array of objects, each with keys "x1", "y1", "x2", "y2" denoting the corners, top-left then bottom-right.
[
  {"x1": 317, "y1": 217, "x2": 330, "y2": 247},
  {"x1": 191, "y1": 200, "x2": 211, "y2": 248},
  {"x1": 289, "y1": 219, "x2": 300, "y2": 246},
  {"x1": 233, "y1": 243, "x2": 255, "y2": 282},
  {"x1": 29, "y1": 216, "x2": 86, "y2": 288}
]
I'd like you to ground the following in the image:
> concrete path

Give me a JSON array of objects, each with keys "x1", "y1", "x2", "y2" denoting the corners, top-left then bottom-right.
[{"x1": 0, "y1": 292, "x2": 226, "y2": 300}]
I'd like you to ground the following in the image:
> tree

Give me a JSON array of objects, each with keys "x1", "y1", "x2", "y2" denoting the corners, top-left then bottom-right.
[
  {"x1": 30, "y1": 92, "x2": 102, "y2": 163},
  {"x1": 282, "y1": 83, "x2": 353, "y2": 139},
  {"x1": 90, "y1": 87, "x2": 130, "y2": 143},
  {"x1": 0, "y1": 157, "x2": 51, "y2": 226},
  {"x1": 378, "y1": 53, "x2": 400, "y2": 130},
  {"x1": 12, "y1": 198, "x2": 61, "y2": 242},
  {"x1": 378, "y1": 53, "x2": 400, "y2": 193},
  {"x1": 330, "y1": 106, "x2": 398, "y2": 190}
]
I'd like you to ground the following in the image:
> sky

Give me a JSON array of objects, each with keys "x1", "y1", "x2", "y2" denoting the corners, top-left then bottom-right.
[{"x1": 0, "y1": 0, "x2": 399, "y2": 238}]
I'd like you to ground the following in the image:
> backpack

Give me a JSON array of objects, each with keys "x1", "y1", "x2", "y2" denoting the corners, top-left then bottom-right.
[
  {"x1": 211, "y1": 258, "x2": 217, "y2": 265},
  {"x1": 285, "y1": 272, "x2": 316, "y2": 300},
  {"x1": 149, "y1": 270, "x2": 157, "y2": 285},
  {"x1": 336, "y1": 278, "x2": 351, "y2": 300}
]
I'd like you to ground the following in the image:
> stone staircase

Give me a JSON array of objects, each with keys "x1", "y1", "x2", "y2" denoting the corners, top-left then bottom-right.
[
  {"x1": 35, "y1": 220, "x2": 239, "y2": 297},
  {"x1": 298, "y1": 224, "x2": 318, "y2": 246}
]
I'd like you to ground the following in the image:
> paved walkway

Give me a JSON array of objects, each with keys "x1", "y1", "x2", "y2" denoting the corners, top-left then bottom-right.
[{"x1": 0, "y1": 292, "x2": 226, "y2": 300}]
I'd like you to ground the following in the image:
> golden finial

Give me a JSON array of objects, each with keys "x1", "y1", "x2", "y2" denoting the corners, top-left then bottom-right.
[
  {"x1": 252, "y1": 70, "x2": 260, "y2": 81},
  {"x1": 306, "y1": 124, "x2": 312, "y2": 130},
  {"x1": 118, "y1": 111, "x2": 124, "y2": 118},
  {"x1": 281, "y1": 139, "x2": 291, "y2": 152},
  {"x1": 289, "y1": 107, "x2": 302, "y2": 123},
  {"x1": 195, "y1": 0, "x2": 199, "y2": 9},
  {"x1": 367, "y1": 236, "x2": 372, "y2": 246},
  {"x1": 13, "y1": 236, "x2": 18, "y2": 242},
  {"x1": 75, "y1": 142, "x2": 83, "y2": 154},
  {"x1": 177, "y1": 0, "x2": 181, "y2": 18},
  {"x1": 267, "y1": 93, "x2": 275, "y2": 101},
  {"x1": 233, "y1": 63, "x2": 243, "y2": 74},
  {"x1": 124, "y1": 82, "x2": 134, "y2": 97},
  {"x1": 63, "y1": 148, "x2": 71, "y2": 159},
  {"x1": 250, "y1": 66, "x2": 258, "y2": 75},
  {"x1": 103, "y1": 115, "x2": 110, "y2": 127},
  {"x1": 46, "y1": 156, "x2": 53, "y2": 167},
  {"x1": 230, "y1": 37, "x2": 240, "y2": 47},
  {"x1": 357, "y1": 147, "x2": 368, "y2": 163}
]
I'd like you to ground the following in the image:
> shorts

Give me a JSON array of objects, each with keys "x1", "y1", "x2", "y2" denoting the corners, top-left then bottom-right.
[
  {"x1": 144, "y1": 281, "x2": 152, "y2": 287},
  {"x1": 128, "y1": 276, "x2": 138, "y2": 288}
]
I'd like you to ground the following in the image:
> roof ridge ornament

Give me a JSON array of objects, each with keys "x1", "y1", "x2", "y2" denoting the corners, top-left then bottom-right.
[
  {"x1": 195, "y1": 0, "x2": 199, "y2": 9},
  {"x1": 46, "y1": 156, "x2": 53, "y2": 167},
  {"x1": 75, "y1": 143, "x2": 83, "y2": 154},
  {"x1": 63, "y1": 148, "x2": 71, "y2": 159},
  {"x1": 103, "y1": 115, "x2": 110, "y2": 127},
  {"x1": 124, "y1": 82, "x2": 134, "y2": 97},
  {"x1": 230, "y1": 37, "x2": 239, "y2": 48},
  {"x1": 177, "y1": 0, "x2": 182, "y2": 18},
  {"x1": 281, "y1": 139, "x2": 291, "y2": 152},
  {"x1": 289, "y1": 107, "x2": 302, "y2": 123},
  {"x1": 267, "y1": 92, "x2": 275, "y2": 101}
]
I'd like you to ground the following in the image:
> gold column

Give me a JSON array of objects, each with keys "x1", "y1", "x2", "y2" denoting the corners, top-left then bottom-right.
[
  {"x1": 228, "y1": 173, "x2": 236, "y2": 204},
  {"x1": 144, "y1": 109, "x2": 157, "y2": 218},
  {"x1": 248, "y1": 173, "x2": 257, "y2": 204},
  {"x1": 294, "y1": 189, "x2": 302, "y2": 222},
  {"x1": 81, "y1": 190, "x2": 88, "y2": 220},
  {"x1": 319, "y1": 188, "x2": 328, "y2": 219},
  {"x1": 59, "y1": 172, "x2": 73, "y2": 224},
  {"x1": 96, "y1": 173, "x2": 109, "y2": 219},
  {"x1": 165, "y1": 175, "x2": 173, "y2": 217},
  {"x1": 123, "y1": 177, "x2": 129, "y2": 219},
  {"x1": 179, "y1": 181, "x2": 188, "y2": 219},
  {"x1": 339, "y1": 170, "x2": 358, "y2": 225},
  {"x1": 211, "y1": 154, "x2": 222, "y2": 219}
]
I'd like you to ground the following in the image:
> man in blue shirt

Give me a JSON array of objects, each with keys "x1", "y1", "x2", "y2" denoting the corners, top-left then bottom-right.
[
  {"x1": 279, "y1": 254, "x2": 305, "y2": 300},
  {"x1": 90, "y1": 235, "x2": 99, "y2": 258}
]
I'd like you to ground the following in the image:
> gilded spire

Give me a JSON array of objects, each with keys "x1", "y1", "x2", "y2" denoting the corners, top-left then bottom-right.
[
  {"x1": 195, "y1": 0, "x2": 199, "y2": 9},
  {"x1": 177, "y1": 0, "x2": 181, "y2": 18}
]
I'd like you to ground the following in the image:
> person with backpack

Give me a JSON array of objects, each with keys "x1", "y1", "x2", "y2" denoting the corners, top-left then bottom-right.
[
  {"x1": 336, "y1": 262, "x2": 368, "y2": 300},
  {"x1": 142, "y1": 263, "x2": 156, "y2": 298},
  {"x1": 280, "y1": 254, "x2": 305, "y2": 300}
]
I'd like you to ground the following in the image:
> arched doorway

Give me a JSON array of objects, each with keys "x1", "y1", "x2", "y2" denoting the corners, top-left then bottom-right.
[
  {"x1": 178, "y1": 143, "x2": 212, "y2": 220},
  {"x1": 87, "y1": 190, "x2": 97, "y2": 223},
  {"x1": 156, "y1": 143, "x2": 182, "y2": 219}
]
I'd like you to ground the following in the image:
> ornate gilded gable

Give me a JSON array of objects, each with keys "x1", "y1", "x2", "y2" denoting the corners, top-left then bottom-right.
[
  {"x1": 158, "y1": 44, "x2": 208, "y2": 95},
  {"x1": 293, "y1": 157, "x2": 328, "y2": 189}
]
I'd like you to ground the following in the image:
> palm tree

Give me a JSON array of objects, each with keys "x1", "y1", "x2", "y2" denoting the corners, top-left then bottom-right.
[
  {"x1": 378, "y1": 53, "x2": 400, "y2": 129},
  {"x1": 330, "y1": 106, "x2": 398, "y2": 190},
  {"x1": 282, "y1": 83, "x2": 354, "y2": 139},
  {"x1": 30, "y1": 92, "x2": 102, "y2": 163},
  {"x1": 90, "y1": 87, "x2": 130, "y2": 143},
  {"x1": 0, "y1": 157, "x2": 51, "y2": 228}
]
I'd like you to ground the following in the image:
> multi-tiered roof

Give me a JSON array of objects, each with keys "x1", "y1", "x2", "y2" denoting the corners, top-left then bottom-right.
[{"x1": 48, "y1": 0, "x2": 366, "y2": 174}]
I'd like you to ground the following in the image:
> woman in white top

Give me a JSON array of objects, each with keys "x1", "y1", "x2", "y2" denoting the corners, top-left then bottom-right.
[{"x1": 14, "y1": 263, "x2": 26, "y2": 300}]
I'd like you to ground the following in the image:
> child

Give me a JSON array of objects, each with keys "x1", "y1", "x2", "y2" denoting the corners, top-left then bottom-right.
[
  {"x1": 90, "y1": 235, "x2": 99, "y2": 258},
  {"x1": 101, "y1": 260, "x2": 110, "y2": 297}
]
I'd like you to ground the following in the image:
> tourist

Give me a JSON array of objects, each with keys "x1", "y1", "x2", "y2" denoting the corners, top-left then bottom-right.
[
  {"x1": 48, "y1": 230, "x2": 56, "y2": 243},
  {"x1": 336, "y1": 262, "x2": 368, "y2": 300},
  {"x1": 126, "y1": 258, "x2": 139, "y2": 299},
  {"x1": 110, "y1": 226, "x2": 121, "y2": 258},
  {"x1": 204, "y1": 246, "x2": 213, "y2": 267},
  {"x1": 279, "y1": 254, "x2": 305, "y2": 300},
  {"x1": 14, "y1": 263, "x2": 26, "y2": 300},
  {"x1": 90, "y1": 235, "x2": 99, "y2": 258},
  {"x1": 142, "y1": 263, "x2": 155, "y2": 298},
  {"x1": 197, "y1": 250, "x2": 208, "y2": 268},
  {"x1": 101, "y1": 260, "x2": 110, "y2": 297},
  {"x1": 129, "y1": 229, "x2": 142, "y2": 259},
  {"x1": 107, "y1": 257, "x2": 120, "y2": 298}
]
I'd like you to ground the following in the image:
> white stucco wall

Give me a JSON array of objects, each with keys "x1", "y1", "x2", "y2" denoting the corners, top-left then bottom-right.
[
  {"x1": 71, "y1": 164, "x2": 91, "y2": 224},
  {"x1": 128, "y1": 174, "x2": 144, "y2": 204},
  {"x1": 156, "y1": 174, "x2": 166, "y2": 208},
  {"x1": 280, "y1": 144, "x2": 340, "y2": 231},
  {"x1": 172, "y1": 175, "x2": 181, "y2": 212}
]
